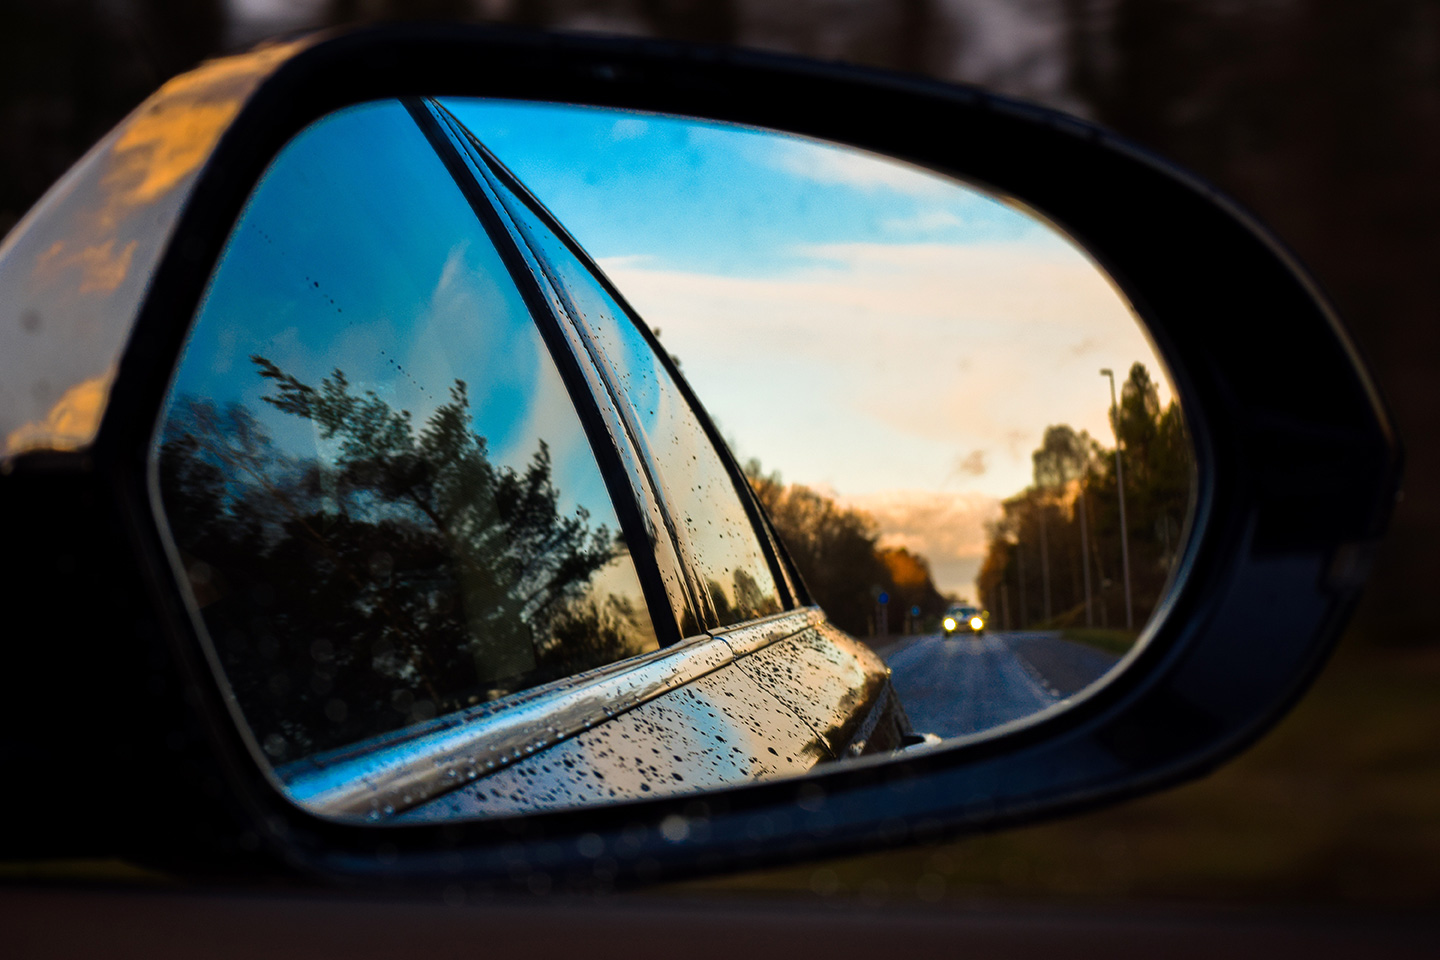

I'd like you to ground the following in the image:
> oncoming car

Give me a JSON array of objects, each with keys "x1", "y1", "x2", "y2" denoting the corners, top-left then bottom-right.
[{"x1": 942, "y1": 605, "x2": 987, "y2": 638}]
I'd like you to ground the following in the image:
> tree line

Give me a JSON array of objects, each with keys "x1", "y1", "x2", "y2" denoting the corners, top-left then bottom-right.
[
  {"x1": 976, "y1": 362, "x2": 1191, "y2": 636},
  {"x1": 746, "y1": 462, "x2": 950, "y2": 641}
]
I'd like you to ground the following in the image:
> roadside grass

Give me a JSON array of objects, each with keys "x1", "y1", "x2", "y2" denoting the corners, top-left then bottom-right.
[
  {"x1": 672, "y1": 632, "x2": 1440, "y2": 906},
  {"x1": 1059, "y1": 627, "x2": 1140, "y2": 657}
]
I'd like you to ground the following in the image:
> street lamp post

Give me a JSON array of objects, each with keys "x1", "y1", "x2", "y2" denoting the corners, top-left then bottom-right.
[
  {"x1": 1101, "y1": 368, "x2": 1135, "y2": 630},
  {"x1": 1038, "y1": 500, "x2": 1052, "y2": 624},
  {"x1": 1078, "y1": 468, "x2": 1093, "y2": 628}
]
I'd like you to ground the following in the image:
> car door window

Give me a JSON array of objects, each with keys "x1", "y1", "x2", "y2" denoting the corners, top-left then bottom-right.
[
  {"x1": 461, "y1": 131, "x2": 785, "y2": 629},
  {"x1": 150, "y1": 99, "x2": 658, "y2": 765}
]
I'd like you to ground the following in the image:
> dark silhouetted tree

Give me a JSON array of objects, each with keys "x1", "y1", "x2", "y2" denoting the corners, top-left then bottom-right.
[{"x1": 157, "y1": 357, "x2": 638, "y2": 759}]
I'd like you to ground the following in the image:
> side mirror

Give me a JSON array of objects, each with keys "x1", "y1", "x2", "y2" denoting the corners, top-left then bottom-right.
[{"x1": 0, "y1": 25, "x2": 1398, "y2": 888}]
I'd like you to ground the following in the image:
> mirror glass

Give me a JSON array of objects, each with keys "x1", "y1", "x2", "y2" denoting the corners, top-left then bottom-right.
[{"x1": 150, "y1": 98, "x2": 1194, "y2": 824}]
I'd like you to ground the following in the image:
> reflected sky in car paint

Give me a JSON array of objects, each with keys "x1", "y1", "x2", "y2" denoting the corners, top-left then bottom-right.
[
  {"x1": 442, "y1": 100, "x2": 1176, "y2": 595},
  {"x1": 0, "y1": 39, "x2": 312, "y2": 458}
]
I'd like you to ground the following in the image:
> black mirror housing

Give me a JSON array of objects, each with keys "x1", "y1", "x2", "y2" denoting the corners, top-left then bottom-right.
[{"x1": 0, "y1": 24, "x2": 1399, "y2": 889}]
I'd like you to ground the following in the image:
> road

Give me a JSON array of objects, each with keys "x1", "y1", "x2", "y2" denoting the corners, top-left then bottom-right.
[{"x1": 879, "y1": 631, "x2": 1120, "y2": 740}]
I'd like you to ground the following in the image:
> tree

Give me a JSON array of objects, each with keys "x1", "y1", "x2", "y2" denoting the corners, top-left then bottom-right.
[
  {"x1": 746, "y1": 460, "x2": 947, "y2": 639},
  {"x1": 879, "y1": 546, "x2": 949, "y2": 631},
  {"x1": 1032, "y1": 424, "x2": 1094, "y2": 492},
  {"x1": 156, "y1": 357, "x2": 643, "y2": 759},
  {"x1": 1031, "y1": 424, "x2": 1099, "y2": 623}
]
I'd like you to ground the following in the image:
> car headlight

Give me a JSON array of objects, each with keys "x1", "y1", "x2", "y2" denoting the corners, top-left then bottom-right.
[
  {"x1": 943, "y1": 617, "x2": 957, "y2": 631},
  {"x1": 969, "y1": 617, "x2": 985, "y2": 630}
]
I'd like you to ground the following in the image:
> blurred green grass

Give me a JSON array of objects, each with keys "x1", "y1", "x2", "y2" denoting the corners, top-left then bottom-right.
[{"x1": 675, "y1": 633, "x2": 1440, "y2": 906}]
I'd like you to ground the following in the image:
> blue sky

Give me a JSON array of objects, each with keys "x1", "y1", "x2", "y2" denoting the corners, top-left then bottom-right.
[{"x1": 443, "y1": 99, "x2": 1061, "y2": 278}]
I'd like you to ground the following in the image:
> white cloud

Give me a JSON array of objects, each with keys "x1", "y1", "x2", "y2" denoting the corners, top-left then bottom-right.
[
  {"x1": 610, "y1": 118, "x2": 649, "y2": 141},
  {"x1": 766, "y1": 138, "x2": 960, "y2": 198},
  {"x1": 593, "y1": 253, "x2": 656, "y2": 271},
  {"x1": 882, "y1": 209, "x2": 966, "y2": 233},
  {"x1": 951, "y1": 449, "x2": 987, "y2": 478}
]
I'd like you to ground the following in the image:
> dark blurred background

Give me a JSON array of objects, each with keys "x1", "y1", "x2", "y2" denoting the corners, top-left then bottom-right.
[{"x1": 4, "y1": 0, "x2": 1437, "y2": 908}]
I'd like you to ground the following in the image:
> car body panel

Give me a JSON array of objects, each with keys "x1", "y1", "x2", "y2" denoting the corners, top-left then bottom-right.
[
  {"x1": 729, "y1": 620, "x2": 898, "y2": 757},
  {"x1": 274, "y1": 605, "x2": 897, "y2": 820},
  {"x1": 397, "y1": 660, "x2": 828, "y2": 819}
]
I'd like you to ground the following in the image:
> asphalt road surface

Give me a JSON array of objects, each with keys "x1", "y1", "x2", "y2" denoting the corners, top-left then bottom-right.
[{"x1": 880, "y1": 631, "x2": 1120, "y2": 739}]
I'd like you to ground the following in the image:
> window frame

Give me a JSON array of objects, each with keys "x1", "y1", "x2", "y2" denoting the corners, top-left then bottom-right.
[
  {"x1": 402, "y1": 99, "x2": 688, "y2": 653},
  {"x1": 439, "y1": 102, "x2": 801, "y2": 630}
]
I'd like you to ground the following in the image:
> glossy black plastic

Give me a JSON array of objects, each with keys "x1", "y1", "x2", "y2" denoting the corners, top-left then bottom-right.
[{"x1": 0, "y1": 25, "x2": 1398, "y2": 886}]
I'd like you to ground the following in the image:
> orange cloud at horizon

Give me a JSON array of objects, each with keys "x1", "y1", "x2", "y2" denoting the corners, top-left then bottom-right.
[{"x1": 601, "y1": 238, "x2": 1173, "y2": 503}]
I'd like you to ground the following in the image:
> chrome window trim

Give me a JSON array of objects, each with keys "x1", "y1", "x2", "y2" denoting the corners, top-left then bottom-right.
[{"x1": 277, "y1": 606, "x2": 820, "y2": 820}]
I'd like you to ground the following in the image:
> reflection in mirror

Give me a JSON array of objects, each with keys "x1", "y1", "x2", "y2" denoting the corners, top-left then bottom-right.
[
  {"x1": 151, "y1": 97, "x2": 1193, "y2": 825},
  {"x1": 152, "y1": 101, "x2": 659, "y2": 781}
]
